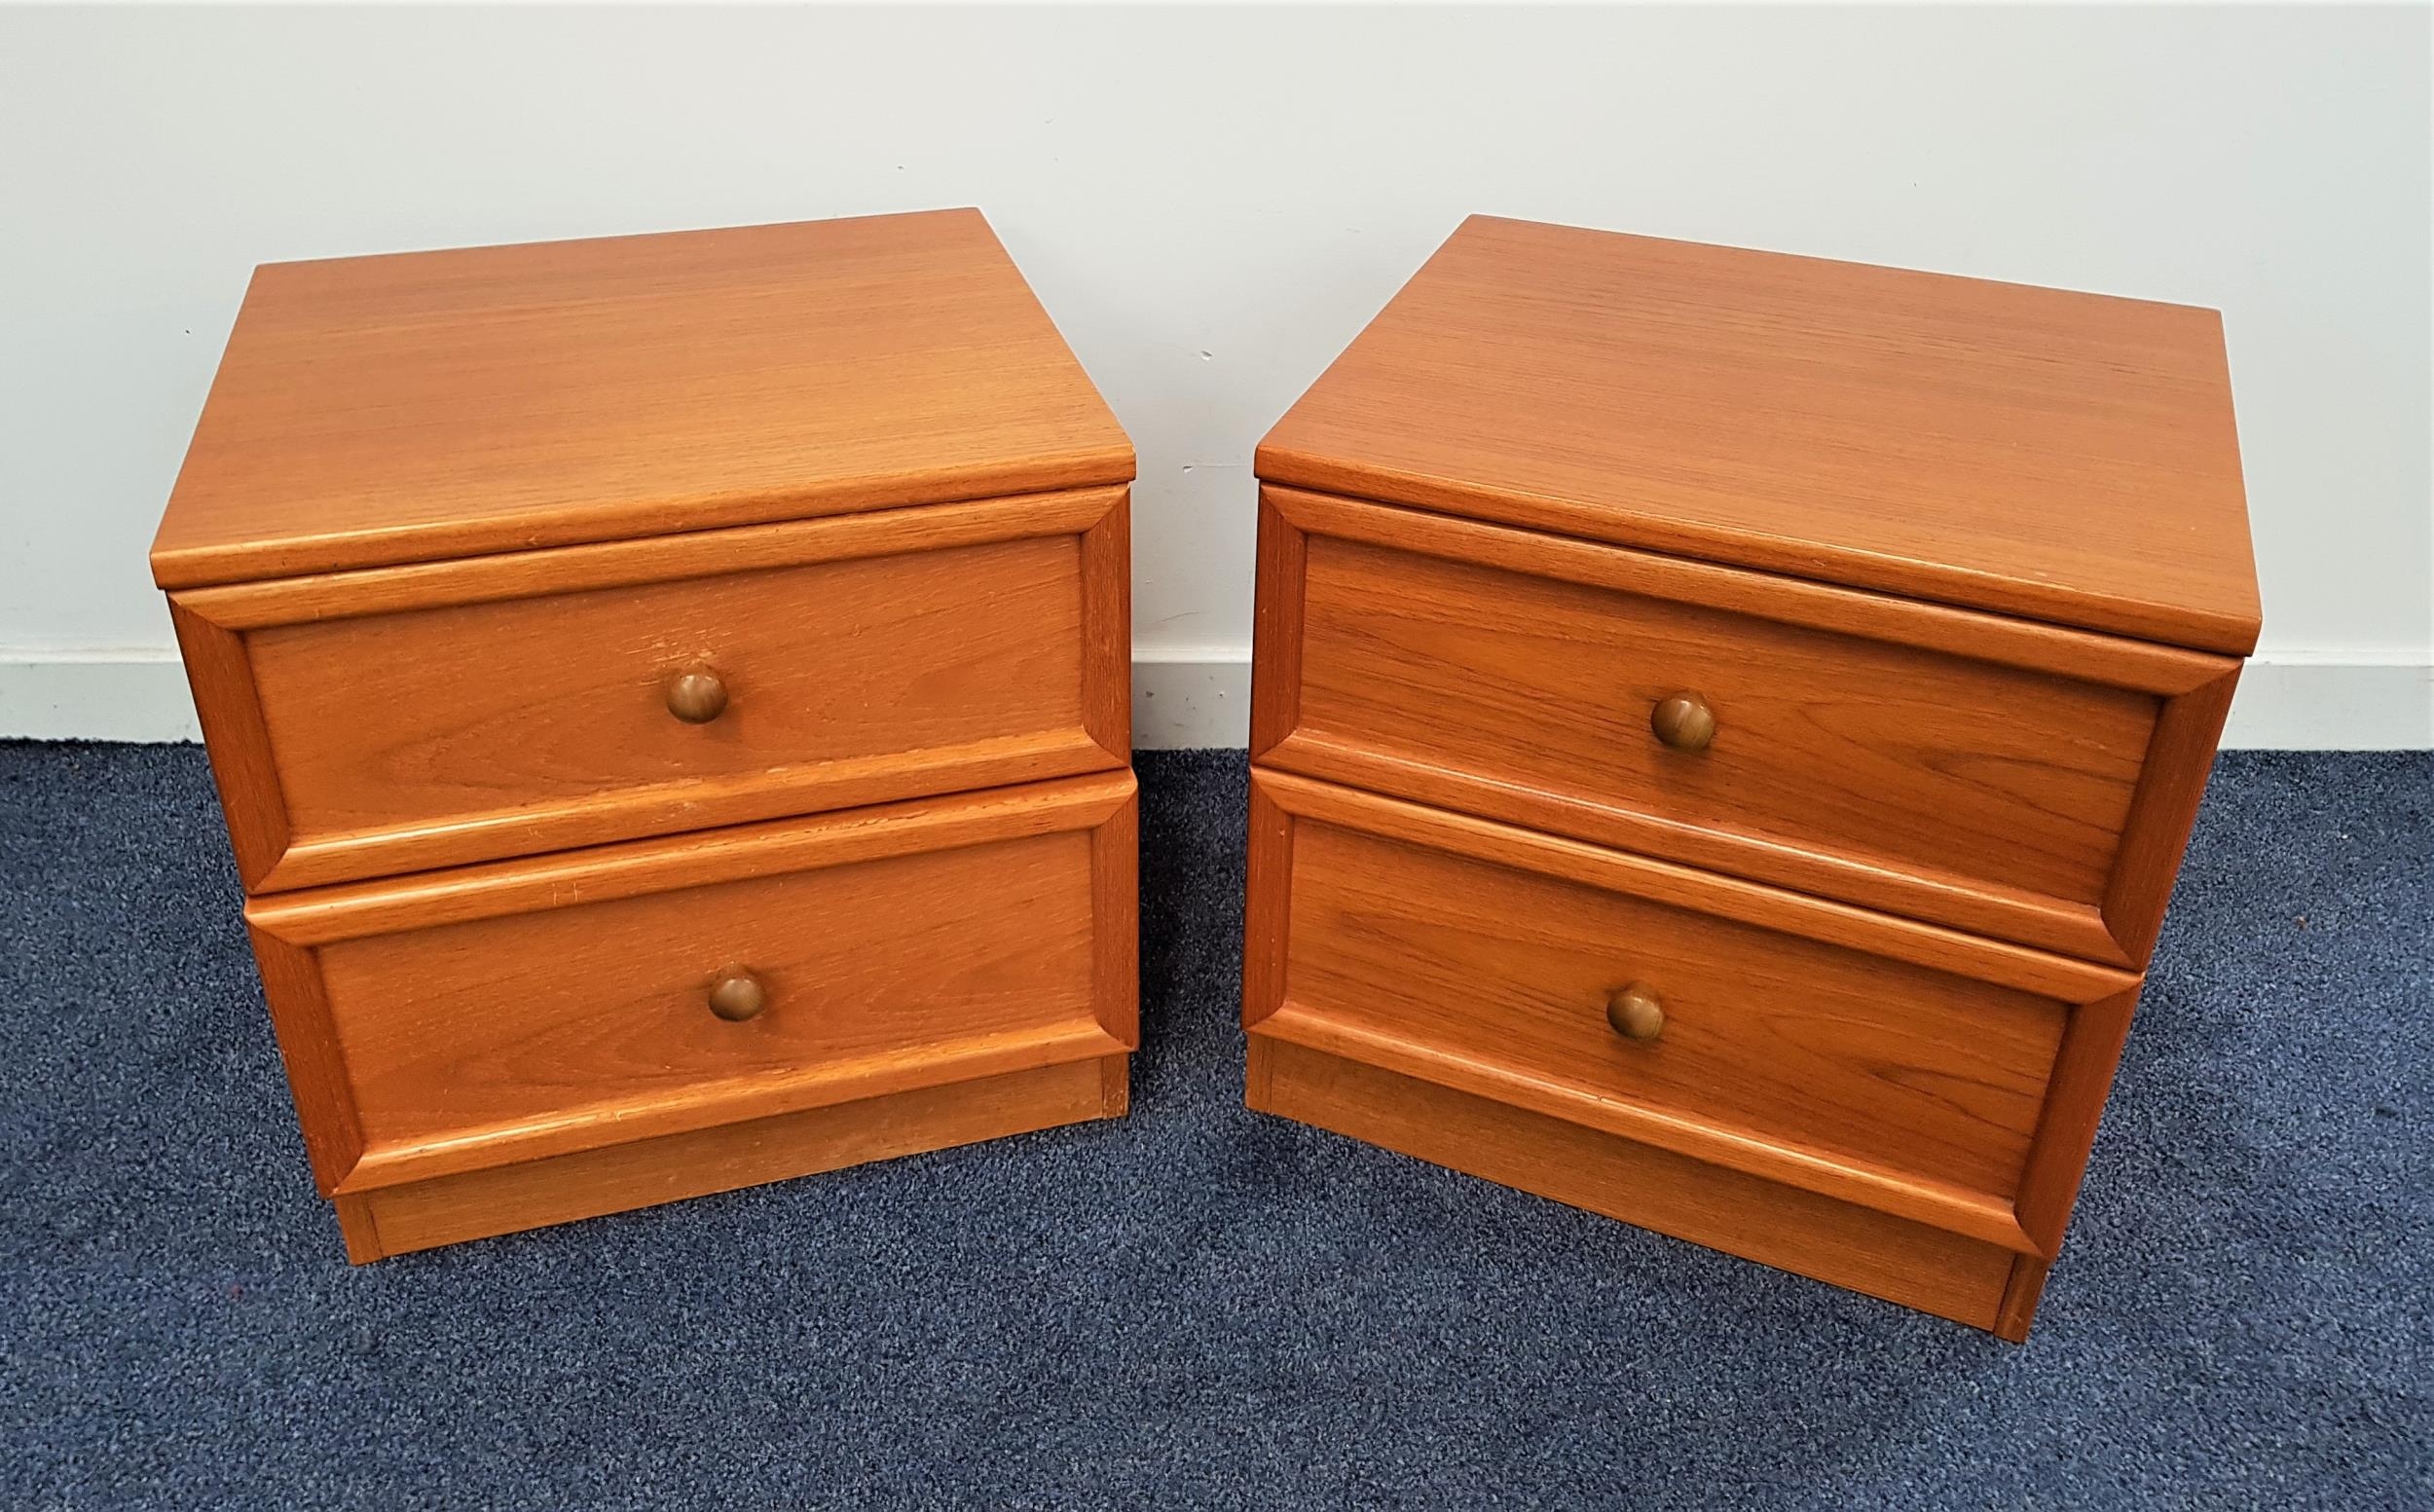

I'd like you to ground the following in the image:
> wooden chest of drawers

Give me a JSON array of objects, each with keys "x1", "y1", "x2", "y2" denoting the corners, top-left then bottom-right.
[
  {"x1": 153, "y1": 209, "x2": 1138, "y2": 1260},
  {"x1": 1244, "y1": 217, "x2": 2259, "y2": 1339}
]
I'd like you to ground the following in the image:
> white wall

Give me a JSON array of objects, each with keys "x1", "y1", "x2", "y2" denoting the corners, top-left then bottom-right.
[{"x1": 2, "y1": 5, "x2": 2427, "y2": 747}]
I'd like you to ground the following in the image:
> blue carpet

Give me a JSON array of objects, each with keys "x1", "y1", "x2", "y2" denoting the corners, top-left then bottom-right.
[{"x1": 0, "y1": 744, "x2": 2425, "y2": 1509}]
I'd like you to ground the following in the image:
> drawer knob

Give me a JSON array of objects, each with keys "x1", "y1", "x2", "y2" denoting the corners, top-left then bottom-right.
[
  {"x1": 707, "y1": 968, "x2": 766, "y2": 1022},
  {"x1": 1606, "y1": 983, "x2": 1665, "y2": 1042},
  {"x1": 1650, "y1": 691, "x2": 1715, "y2": 753},
  {"x1": 666, "y1": 668, "x2": 729, "y2": 724}
]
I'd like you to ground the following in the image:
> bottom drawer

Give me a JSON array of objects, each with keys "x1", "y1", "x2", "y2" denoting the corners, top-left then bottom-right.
[
  {"x1": 1248, "y1": 1037, "x2": 2044, "y2": 1337},
  {"x1": 1242, "y1": 770, "x2": 2141, "y2": 1336},
  {"x1": 246, "y1": 769, "x2": 1137, "y2": 1225}
]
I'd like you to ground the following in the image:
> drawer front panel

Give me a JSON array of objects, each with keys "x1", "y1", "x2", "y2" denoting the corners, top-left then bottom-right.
[
  {"x1": 247, "y1": 770, "x2": 1137, "y2": 1192},
  {"x1": 1278, "y1": 817, "x2": 2065, "y2": 1203},
  {"x1": 175, "y1": 488, "x2": 1129, "y2": 891},
  {"x1": 1258, "y1": 487, "x2": 2237, "y2": 965},
  {"x1": 1247, "y1": 1037, "x2": 2029, "y2": 1336},
  {"x1": 326, "y1": 831, "x2": 1092, "y2": 1158}
]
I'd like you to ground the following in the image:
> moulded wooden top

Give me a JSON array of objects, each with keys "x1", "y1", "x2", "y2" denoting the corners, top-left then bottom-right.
[
  {"x1": 152, "y1": 209, "x2": 1132, "y2": 588},
  {"x1": 1259, "y1": 216, "x2": 2261, "y2": 654}
]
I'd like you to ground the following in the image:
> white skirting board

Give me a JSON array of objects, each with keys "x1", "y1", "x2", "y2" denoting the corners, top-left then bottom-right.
[
  {"x1": 1, "y1": 649, "x2": 202, "y2": 743},
  {"x1": 4, "y1": 647, "x2": 2429, "y2": 751}
]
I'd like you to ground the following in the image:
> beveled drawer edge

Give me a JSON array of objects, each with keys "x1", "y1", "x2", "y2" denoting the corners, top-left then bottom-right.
[
  {"x1": 175, "y1": 484, "x2": 1126, "y2": 628},
  {"x1": 1261, "y1": 484, "x2": 2235, "y2": 697},
  {"x1": 1251, "y1": 1004, "x2": 2038, "y2": 1254},
  {"x1": 248, "y1": 767, "x2": 1136, "y2": 945},
  {"x1": 1250, "y1": 454, "x2": 2259, "y2": 659},
  {"x1": 249, "y1": 727, "x2": 1120, "y2": 895},
  {"x1": 150, "y1": 450, "x2": 1139, "y2": 591},
  {"x1": 337, "y1": 1020, "x2": 1129, "y2": 1196},
  {"x1": 1266, "y1": 726, "x2": 2133, "y2": 969},
  {"x1": 167, "y1": 595, "x2": 295, "y2": 896},
  {"x1": 2099, "y1": 663, "x2": 2242, "y2": 967},
  {"x1": 1248, "y1": 767, "x2": 2137, "y2": 1005}
]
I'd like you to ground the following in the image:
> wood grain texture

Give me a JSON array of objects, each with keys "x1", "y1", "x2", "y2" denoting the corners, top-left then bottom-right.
[
  {"x1": 1258, "y1": 215, "x2": 2259, "y2": 654},
  {"x1": 249, "y1": 769, "x2": 1132, "y2": 943},
  {"x1": 1261, "y1": 486, "x2": 2238, "y2": 967},
  {"x1": 157, "y1": 209, "x2": 1139, "y2": 1267},
  {"x1": 1247, "y1": 1038, "x2": 2017, "y2": 1332},
  {"x1": 1243, "y1": 770, "x2": 2159, "y2": 1332},
  {"x1": 1272, "y1": 816, "x2": 2065, "y2": 1234},
  {"x1": 177, "y1": 485, "x2": 1123, "y2": 628},
  {"x1": 1251, "y1": 770, "x2": 2137, "y2": 1005},
  {"x1": 336, "y1": 1055, "x2": 1119, "y2": 1262},
  {"x1": 152, "y1": 209, "x2": 1132, "y2": 589},
  {"x1": 179, "y1": 490, "x2": 1126, "y2": 892},
  {"x1": 1301, "y1": 530, "x2": 2147, "y2": 917},
  {"x1": 1243, "y1": 217, "x2": 2254, "y2": 1338},
  {"x1": 316, "y1": 831, "x2": 1107, "y2": 1190},
  {"x1": 1272, "y1": 729, "x2": 2127, "y2": 968},
  {"x1": 1268, "y1": 487, "x2": 2227, "y2": 695},
  {"x1": 246, "y1": 770, "x2": 1136, "y2": 1194}
]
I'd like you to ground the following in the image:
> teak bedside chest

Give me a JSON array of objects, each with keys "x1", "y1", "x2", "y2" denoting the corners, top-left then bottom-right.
[
  {"x1": 154, "y1": 209, "x2": 1138, "y2": 1261},
  {"x1": 1243, "y1": 216, "x2": 2258, "y2": 1339}
]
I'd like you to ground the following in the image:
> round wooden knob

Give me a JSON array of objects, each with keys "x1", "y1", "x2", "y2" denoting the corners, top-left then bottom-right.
[
  {"x1": 1650, "y1": 691, "x2": 1715, "y2": 753},
  {"x1": 707, "y1": 969, "x2": 766, "y2": 1022},
  {"x1": 666, "y1": 669, "x2": 728, "y2": 724},
  {"x1": 1606, "y1": 983, "x2": 1665, "y2": 1042}
]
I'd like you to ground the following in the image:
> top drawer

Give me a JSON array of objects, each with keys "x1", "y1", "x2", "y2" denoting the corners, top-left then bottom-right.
[
  {"x1": 173, "y1": 486, "x2": 1129, "y2": 891},
  {"x1": 1252, "y1": 487, "x2": 2239, "y2": 967}
]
